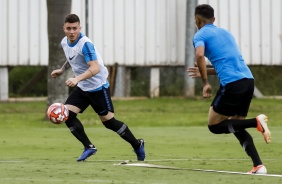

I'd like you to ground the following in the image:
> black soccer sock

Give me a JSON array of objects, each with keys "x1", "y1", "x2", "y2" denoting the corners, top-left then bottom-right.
[
  {"x1": 102, "y1": 118, "x2": 140, "y2": 150},
  {"x1": 65, "y1": 111, "x2": 94, "y2": 148},
  {"x1": 208, "y1": 118, "x2": 257, "y2": 134},
  {"x1": 234, "y1": 130, "x2": 262, "y2": 166}
]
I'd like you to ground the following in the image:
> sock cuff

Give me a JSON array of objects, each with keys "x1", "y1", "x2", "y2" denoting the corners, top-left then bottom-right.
[{"x1": 102, "y1": 117, "x2": 116, "y2": 124}]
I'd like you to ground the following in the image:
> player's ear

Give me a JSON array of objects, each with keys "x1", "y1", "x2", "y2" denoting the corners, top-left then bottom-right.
[
  {"x1": 195, "y1": 17, "x2": 199, "y2": 25},
  {"x1": 195, "y1": 16, "x2": 202, "y2": 29}
]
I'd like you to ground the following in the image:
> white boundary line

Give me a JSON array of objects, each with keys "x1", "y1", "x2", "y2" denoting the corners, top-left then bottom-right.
[
  {"x1": 141, "y1": 158, "x2": 282, "y2": 161},
  {"x1": 92, "y1": 158, "x2": 282, "y2": 162},
  {"x1": 114, "y1": 162, "x2": 282, "y2": 178},
  {"x1": 1, "y1": 158, "x2": 280, "y2": 163},
  {"x1": 190, "y1": 168, "x2": 282, "y2": 177},
  {"x1": 2, "y1": 159, "x2": 282, "y2": 178}
]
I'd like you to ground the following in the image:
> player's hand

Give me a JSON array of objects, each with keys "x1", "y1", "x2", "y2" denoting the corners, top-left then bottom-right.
[
  {"x1": 187, "y1": 67, "x2": 201, "y2": 78},
  {"x1": 66, "y1": 77, "x2": 79, "y2": 87},
  {"x1": 51, "y1": 69, "x2": 64, "y2": 78},
  {"x1": 203, "y1": 83, "x2": 212, "y2": 98}
]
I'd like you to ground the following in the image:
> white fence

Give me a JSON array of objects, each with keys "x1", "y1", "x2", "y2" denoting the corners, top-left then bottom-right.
[
  {"x1": 0, "y1": 0, "x2": 282, "y2": 100},
  {"x1": 87, "y1": 0, "x2": 187, "y2": 66},
  {"x1": 0, "y1": 0, "x2": 281, "y2": 66},
  {"x1": 199, "y1": 0, "x2": 282, "y2": 65},
  {"x1": 0, "y1": 0, "x2": 48, "y2": 66}
]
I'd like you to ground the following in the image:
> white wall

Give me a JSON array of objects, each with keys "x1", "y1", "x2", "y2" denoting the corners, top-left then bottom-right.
[
  {"x1": 87, "y1": 0, "x2": 186, "y2": 66},
  {"x1": 198, "y1": 0, "x2": 282, "y2": 65},
  {"x1": 0, "y1": 0, "x2": 48, "y2": 66},
  {"x1": 0, "y1": 0, "x2": 281, "y2": 66}
]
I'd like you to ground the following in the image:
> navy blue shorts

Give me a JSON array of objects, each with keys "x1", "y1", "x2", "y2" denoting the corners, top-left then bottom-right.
[
  {"x1": 211, "y1": 78, "x2": 254, "y2": 117},
  {"x1": 65, "y1": 86, "x2": 114, "y2": 115}
]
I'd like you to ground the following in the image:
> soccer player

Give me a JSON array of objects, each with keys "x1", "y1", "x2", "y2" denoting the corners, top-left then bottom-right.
[
  {"x1": 187, "y1": 4, "x2": 271, "y2": 174},
  {"x1": 50, "y1": 14, "x2": 145, "y2": 162}
]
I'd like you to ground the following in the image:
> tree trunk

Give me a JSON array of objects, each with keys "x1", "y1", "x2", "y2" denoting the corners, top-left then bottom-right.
[{"x1": 46, "y1": 0, "x2": 71, "y2": 110}]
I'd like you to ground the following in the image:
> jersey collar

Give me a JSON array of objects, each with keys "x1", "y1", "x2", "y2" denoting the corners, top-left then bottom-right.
[{"x1": 67, "y1": 33, "x2": 84, "y2": 47}]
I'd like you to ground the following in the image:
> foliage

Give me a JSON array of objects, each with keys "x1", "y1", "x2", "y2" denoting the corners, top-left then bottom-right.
[
  {"x1": 9, "y1": 66, "x2": 47, "y2": 97},
  {"x1": 250, "y1": 66, "x2": 282, "y2": 96},
  {"x1": 129, "y1": 66, "x2": 282, "y2": 96},
  {"x1": 130, "y1": 67, "x2": 150, "y2": 97},
  {"x1": 8, "y1": 66, "x2": 282, "y2": 97}
]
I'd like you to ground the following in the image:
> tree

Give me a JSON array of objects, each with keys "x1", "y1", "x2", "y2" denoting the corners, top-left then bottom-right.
[{"x1": 46, "y1": 0, "x2": 71, "y2": 109}]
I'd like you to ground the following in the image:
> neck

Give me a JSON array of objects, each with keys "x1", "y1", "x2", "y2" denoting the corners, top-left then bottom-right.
[{"x1": 199, "y1": 22, "x2": 213, "y2": 29}]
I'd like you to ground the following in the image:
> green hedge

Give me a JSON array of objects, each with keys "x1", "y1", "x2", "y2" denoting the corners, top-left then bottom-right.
[{"x1": 8, "y1": 65, "x2": 282, "y2": 97}]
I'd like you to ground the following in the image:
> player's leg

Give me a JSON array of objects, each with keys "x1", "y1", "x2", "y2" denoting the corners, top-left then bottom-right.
[
  {"x1": 100, "y1": 112, "x2": 140, "y2": 149},
  {"x1": 208, "y1": 79, "x2": 271, "y2": 143},
  {"x1": 65, "y1": 88, "x2": 97, "y2": 161},
  {"x1": 234, "y1": 129, "x2": 266, "y2": 173},
  {"x1": 208, "y1": 109, "x2": 271, "y2": 144},
  {"x1": 208, "y1": 110, "x2": 267, "y2": 173},
  {"x1": 208, "y1": 107, "x2": 257, "y2": 133},
  {"x1": 234, "y1": 130, "x2": 261, "y2": 166},
  {"x1": 89, "y1": 86, "x2": 145, "y2": 161},
  {"x1": 101, "y1": 112, "x2": 145, "y2": 161},
  {"x1": 230, "y1": 116, "x2": 264, "y2": 169},
  {"x1": 208, "y1": 79, "x2": 269, "y2": 173}
]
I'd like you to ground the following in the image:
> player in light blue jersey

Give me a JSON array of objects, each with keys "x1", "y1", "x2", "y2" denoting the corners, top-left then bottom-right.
[
  {"x1": 187, "y1": 4, "x2": 271, "y2": 174},
  {"x1": 51, "y1": 14, "x2": 145, "y2": 162}
]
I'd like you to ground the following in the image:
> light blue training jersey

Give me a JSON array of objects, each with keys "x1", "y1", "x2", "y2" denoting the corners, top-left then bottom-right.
[
  {"x1": 193, "y1": 24, "x2": 253, "y2": 86},
  {"x1": 61, "y1": 33, "x2": 109, "y2": 91}
]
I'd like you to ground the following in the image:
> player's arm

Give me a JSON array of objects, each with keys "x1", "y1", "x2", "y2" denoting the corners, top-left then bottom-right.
[
  {"x1": 195, "y1": 46, "x2": 208, "y2": 84},
  {"x1": 195, "y1": 46, "x2": 212, "y2": 98},
  {"x1": 66, "y1": 60, "x2": 99, "y2": 87},
  {"x1": 51, "y1": 60, "x2": 70, "y2": 78},
  {"x1": 187, "y1": 66, "x2": 216, "y2": 78},
  {"x1": 61, "y1": 60, "x2": 71, "y2": 72}
]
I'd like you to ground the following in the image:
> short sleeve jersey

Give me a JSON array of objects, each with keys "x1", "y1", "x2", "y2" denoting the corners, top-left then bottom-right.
[
  {"x1": 193, "y1": 24, "x2": 253, "y2": 86},
  {"x1": 61, "y1": 33, "x2": 109, "y2": 91}
]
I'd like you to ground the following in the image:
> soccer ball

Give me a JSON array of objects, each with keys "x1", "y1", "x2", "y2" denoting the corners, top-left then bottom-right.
[{"x1": 47, "y1": 103, "x2": 69, "y2": 124}]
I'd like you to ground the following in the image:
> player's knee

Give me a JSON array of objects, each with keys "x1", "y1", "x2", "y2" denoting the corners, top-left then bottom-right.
[
  {"x1": 102, "y1": 118, "x2": 127, "y2": 135},
  {"x1": 99, "y1": 111, "x2": 114, "y2": 122},
  {"x1": 65, "y1": 110, "x2": 77, "y2": 128},
  {"x1": 208, "y1": 124, "x2": 221, "y2": 134}
]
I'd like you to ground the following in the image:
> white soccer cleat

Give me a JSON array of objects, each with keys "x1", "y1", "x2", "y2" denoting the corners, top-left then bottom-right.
[
  {"x1": 256, "y1": 114, "x2": 271, "y2": 144},
  {"x1": 247, "y1": 165, "x2": 267, "y2": 174}
]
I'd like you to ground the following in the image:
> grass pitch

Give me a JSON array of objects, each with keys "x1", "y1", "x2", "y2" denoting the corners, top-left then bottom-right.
[{"x1": 0, "y1": 98, "x2": 282, "y2": 184}]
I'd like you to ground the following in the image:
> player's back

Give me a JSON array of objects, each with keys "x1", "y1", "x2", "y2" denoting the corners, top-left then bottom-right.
[
  {"x1": 193, "y1": 24, "x2": 253, "y2": 86},
  {"x1": 200, "y1": 24, "x2": 241, "y2": 63}
]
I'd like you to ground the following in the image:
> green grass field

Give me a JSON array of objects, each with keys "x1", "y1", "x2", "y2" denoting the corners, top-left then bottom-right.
[{"x1": 0, "y1": 98, "x2": 282, "y2": 184}]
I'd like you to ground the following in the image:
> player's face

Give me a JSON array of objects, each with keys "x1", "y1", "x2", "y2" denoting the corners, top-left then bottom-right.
[{"x1": 63, "y1": 22, "x2": 81, "y2": 44}]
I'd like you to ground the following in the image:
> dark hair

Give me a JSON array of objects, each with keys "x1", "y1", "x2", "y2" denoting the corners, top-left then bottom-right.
[
  {"x1": 64, "y1": 14, "x2": 80, "y2": 23},
  {"x1": 195, "y1": 4, "x2": 214, "y2": 19}
]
